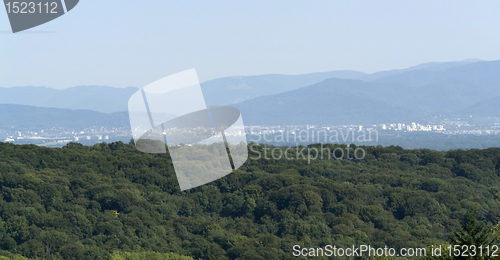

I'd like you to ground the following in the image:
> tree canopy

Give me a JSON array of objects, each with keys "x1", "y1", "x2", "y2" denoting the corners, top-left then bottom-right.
[{"x1": 0, "y1": 141, "x2": 500, "y2": 259}]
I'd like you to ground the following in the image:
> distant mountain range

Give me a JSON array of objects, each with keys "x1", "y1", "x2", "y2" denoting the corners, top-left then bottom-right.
[
  {"x1": 0, "y1": 59, "x2": 481, "y2": 112},
  {"x1": 236, "y1": 60, "x2": 500, "y2": 125},
  {"x1": 202, "y1": 59, "x2": 484, "y2": 107},
  {"x1": 0, "y1": 104, "x2": 129, "y2": 131},
  {"x1": 234, "y1": 78, "x2": 415, "y2": 125},
  {"x1": 0, "y1": 86, "x2": 137, "y2": 114},
  {"x1": 2, "y1": 58, "x2": 500, "y2": 129},
  {"x1": 200, "y1": 70, "x2": 366, "y2": 106},
  {"x1": 358, "y1": 58, "x2": 482, "y2": 81}
]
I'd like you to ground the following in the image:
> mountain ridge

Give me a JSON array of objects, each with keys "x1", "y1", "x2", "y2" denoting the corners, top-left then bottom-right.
[
  {"x1": 0, "y1": 59, "x2": 497, "y2": 128},
  {"x1": 232, "y1": 59, "x2": 500, "y2": 125},
  {"x1": 0, "y1": 104, "x2": 130, "y2": 131},
  {"x1": 0, "y1": 59, "x2": 484, "y2": 113}
]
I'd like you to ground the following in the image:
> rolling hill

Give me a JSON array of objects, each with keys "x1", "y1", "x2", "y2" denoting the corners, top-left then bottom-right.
[
  {"x1": 233, "y1": 78, "x2": 418, "y2": 125},
  {"x1": 0, "y1": 104, "x2": 130, "y2": 131},
  {"x1": 0, "y1": 59, "x2": 498, "y2": 128},
  {"x1": 233, "y1": 60, "x2": 500, "y2": 125}
]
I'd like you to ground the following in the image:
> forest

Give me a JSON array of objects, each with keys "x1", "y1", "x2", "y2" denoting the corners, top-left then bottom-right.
[{"x1": 0, "y1": 141, "x2": 500, "y2": 259}]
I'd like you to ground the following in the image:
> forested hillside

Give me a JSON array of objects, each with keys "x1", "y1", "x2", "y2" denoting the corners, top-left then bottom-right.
[{"x1": 0, "y1": 141, "x2": 500, "y2": 259}]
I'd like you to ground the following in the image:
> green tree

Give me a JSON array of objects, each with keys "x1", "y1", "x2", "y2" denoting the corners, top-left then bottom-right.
[{"x1": 449, "y1": 211, "x2": 496, "y2": 260}]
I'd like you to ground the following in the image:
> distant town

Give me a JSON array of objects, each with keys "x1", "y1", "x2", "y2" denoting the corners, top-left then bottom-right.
[
  {"x1": 248, "y1": 120, "x2": 500, "y2": 139},
  {"x1": 1, "y1": 127, "x2": 132, "y2": 147},
  {"x1": 2, "y1": 118, "x2": 500, "y2": 147}
]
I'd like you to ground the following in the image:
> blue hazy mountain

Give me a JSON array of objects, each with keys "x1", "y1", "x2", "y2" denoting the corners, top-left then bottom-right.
[
  {"x1": 200, "y1": 70, "x2": 367, "y2": 106},
  {"x1": 0, "y1": 104, "x2": 130, "y2": 130},
  {"x1": 233, "y1": 78, "x2": 418, "y2": 125},
  {"x1": 373, "y1": 60, "x2": 500, "y2": 114},
  {"x1": 0, "y1": 59, "x2": 484, "y2": 114},
  {"x1": 359, "y1": 58, "x2": 482, "y2": 81},
  {"x1": 0, "y1": 59, "x2": 497, "y2": 128},
  {"x1": 233, "y1": 59, "x2": 500, "y2": 125},
  {"x1": 462, "y1": 95, "x2": 500, "y2": 117},
  {"x1": 0, "y1": 71, "x2": 366, "y2": 113},
  {"x1": 201, "y1": 59, "x2": 484, "y2": 107},
  {"x1": 374, "y1": 60, "x2": 499, "y2": 88}
]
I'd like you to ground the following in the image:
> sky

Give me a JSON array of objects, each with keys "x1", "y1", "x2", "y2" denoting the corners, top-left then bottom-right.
[{"x1": 1, "y1": 0, "x2": 500, "y2": 89}]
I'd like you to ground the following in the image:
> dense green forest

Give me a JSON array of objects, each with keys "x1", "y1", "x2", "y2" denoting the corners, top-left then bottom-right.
[{"x1": 0, "y1": 141, "x2": 500, "y2": 259}]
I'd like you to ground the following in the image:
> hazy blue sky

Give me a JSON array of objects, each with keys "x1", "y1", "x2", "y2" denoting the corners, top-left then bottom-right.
[{"x1": 1, "y1": 1, "x2": 500, "y2": 89}]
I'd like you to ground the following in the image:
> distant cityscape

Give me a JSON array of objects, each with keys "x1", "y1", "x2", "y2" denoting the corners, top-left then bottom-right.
[
  {"x1": 1, "y1": 127, "x2": 132, "y2": 147},
  {"x1": 3, "y1": 117, "x2": 500, "y2": 148},
  {"x1": 248, "y1": 120, "x2": 500, "y2": 138}
]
